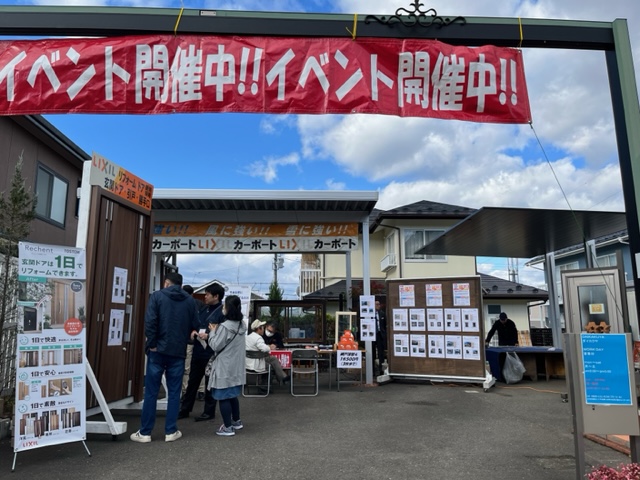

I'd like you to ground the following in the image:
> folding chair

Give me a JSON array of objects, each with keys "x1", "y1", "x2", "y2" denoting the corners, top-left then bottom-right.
[
  {"x1": 243, "y1": 350, "x2": 272, "y2": 397},
  {"x1": 290, "y1": 349, "x2": 319, "y2": 397}
]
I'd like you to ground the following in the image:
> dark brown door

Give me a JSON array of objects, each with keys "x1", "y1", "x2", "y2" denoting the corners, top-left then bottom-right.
[{"x1": 85, "y1": 187, "x2": 151, "y2": 404}]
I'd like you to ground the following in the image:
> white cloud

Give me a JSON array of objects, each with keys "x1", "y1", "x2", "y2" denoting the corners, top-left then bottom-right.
[
  {"x1": 244, "y1": 152, "x2": 300, "y2": 183},
  {"x1": 259, "y1": 114, "x2": 294, "y2": 134},
  {"x1": 325, "y1": 178, "x2": 346, "y2": 190},
  {"x1": 294, "y1": 0, "x2": 636, "y2": 217}
]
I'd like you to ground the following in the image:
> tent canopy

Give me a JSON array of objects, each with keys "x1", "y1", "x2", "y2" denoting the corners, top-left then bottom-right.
[{"x1": 415, "y1": 207, "x2": 628, "y2": 258}]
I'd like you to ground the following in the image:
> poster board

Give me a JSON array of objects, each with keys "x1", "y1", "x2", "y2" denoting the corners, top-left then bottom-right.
[
  {"x1": 386, "y1": 276, "x2": 485, "y2": 380},
  {"x1": 14, "y1": 242, "x2": 87, "y2": 453}
]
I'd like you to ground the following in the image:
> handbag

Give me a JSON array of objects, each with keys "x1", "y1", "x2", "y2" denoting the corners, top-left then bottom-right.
[
  {"x1": 502, "y1": 351, "x2": 526, "y2": 384},
  {"x1": 204, "y1": 321, "x2": 242, "y2": 377}
]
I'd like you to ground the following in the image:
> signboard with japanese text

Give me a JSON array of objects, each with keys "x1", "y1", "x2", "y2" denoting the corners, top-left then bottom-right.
[
  {"x1": 14, "y1": 242, "x2": 87, "y2": 453},
  {"x1": 226, "y1": 284, "x2": 251, "y2": 327},
  {"x1": 90, "y1": 152, "x2": 154, "y2": 212},
  {"x1": 0, "y1": 35, "x2": 531, "y2": 123},
  {"x1": 581, "y1": 334, "x2": 632, "y2": 406},
  {"x1": 152, "y1": 221, "x2": 359, "y2": 253},
  {"x1": 337, "y1": 350, "x2": 362, "y2": 369}
]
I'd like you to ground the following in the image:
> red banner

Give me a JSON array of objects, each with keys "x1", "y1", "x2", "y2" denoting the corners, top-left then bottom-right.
[{"x1": 0, "y1": 35, "x2": 531, "y2": 123}]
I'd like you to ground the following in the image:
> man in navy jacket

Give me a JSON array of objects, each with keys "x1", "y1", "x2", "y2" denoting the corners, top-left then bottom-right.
[
  {"x1": 131, "y1": 272, "x2": 198, "y2": 444},
  {"x1": 178, "y1": 282, "x2": 225, "y2": 422}
]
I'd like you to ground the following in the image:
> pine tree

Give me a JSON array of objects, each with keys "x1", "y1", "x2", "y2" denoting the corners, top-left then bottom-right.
[
  {"x1": 267, "y1": 279, "x2": 284, "y2": 322},
  {"x1": 0, "y1": 153, "x2": 36, "y2": 397}
]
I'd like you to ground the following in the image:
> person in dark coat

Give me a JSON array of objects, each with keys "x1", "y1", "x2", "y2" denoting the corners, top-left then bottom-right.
[
  {"x1": 485, "y1": 312, "x2": 519, "y2": 346},
  {"x1": 178, "y1": 282, "x2": 225, "y2": 422},
  {"x1": 373, "y1": 299, "x2": 387, "y2": 376},
  {"x1": 131, "y1": 272, "x2": 198, "y2": 443},
  {"x1": 262, "y1": 321, "x2": 285, "y2": 349}
]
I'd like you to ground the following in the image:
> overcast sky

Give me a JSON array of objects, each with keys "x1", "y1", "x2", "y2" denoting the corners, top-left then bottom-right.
[{"x1": 3, "y1": 0, "x2": 638, "y2": 297}]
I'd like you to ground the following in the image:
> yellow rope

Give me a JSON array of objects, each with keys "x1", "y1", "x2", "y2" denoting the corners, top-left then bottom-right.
[
  {"x1": 346, "y1": 13, "x2": 358, "y2": 40},
  {"x1": 517, "y1": 17, "x2": 523, "y2": 49},
  {"x1": 174, "y1": 6, "x2": 184, "y2": 36}
]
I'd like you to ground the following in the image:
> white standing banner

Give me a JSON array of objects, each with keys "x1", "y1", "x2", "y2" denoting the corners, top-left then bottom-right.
[
  {"x1": 14, "y1": 242, "x2": 87, "y2": 453},
  {"x1": 227, "y1": 285, "x2": 252, "y2": 326}
]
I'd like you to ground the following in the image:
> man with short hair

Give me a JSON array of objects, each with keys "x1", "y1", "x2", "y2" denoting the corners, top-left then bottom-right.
[
  {"x1": 485, "y1": 312, "x2": 519, "y2": 346},
  {"x1": 178, "y1": 282, "x2": 225, "y2": 422},
  {"x1": 181, "y1": 285, "x2": 206, "y2": 399},
  {"x1": 131, "y1": 272, "x2": 198, "y2": 443},
  {"x1": 262, "y1": 321, "x2": 285, "y2": 349},
  {"x1": 373, "y1": 299, "x2": 387, "y2": 376}
]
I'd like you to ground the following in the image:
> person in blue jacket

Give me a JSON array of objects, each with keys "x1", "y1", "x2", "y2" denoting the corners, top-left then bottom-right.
[
  {"x1": 130, "y1": 272, "x2": 198, "y2": 444},
  {"x1": 178, "y1": 282, "x2": 225, "y2": 422}
]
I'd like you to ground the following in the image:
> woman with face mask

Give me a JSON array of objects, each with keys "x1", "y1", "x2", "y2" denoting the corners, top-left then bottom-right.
[{"x1": 262, "y1": 322, "x2": 285, "y2": 349}]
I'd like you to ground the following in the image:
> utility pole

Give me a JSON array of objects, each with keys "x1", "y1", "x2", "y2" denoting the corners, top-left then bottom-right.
[
  {"x1": 508, "y1": 258, "x2": 519, "y2": 283},
  {"x1": 273, "y1": 253, "x2": 284, "y2": 283}
]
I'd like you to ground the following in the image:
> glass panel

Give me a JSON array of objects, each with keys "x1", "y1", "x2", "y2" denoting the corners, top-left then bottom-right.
[
  {"x1": 596, "y1": 254, "x2": 616, "y2": 267},
  {"x1": 385, "y1": 233, "x2": 395, "y2": 255},
  {"x1": 35, "y1": 168, "x2": 51, "y2": 218},
  {"x1": 424, "y1": 230, "x2": 445, "y2": 260},
  {"x1": 487, "y1": 304, "x2": 502, "y2": 314},
  {"x1": 404, "y1": 229, "x2": 424, "y2": 259},
  {"x1": 577, "y1": 284, "x2": 609, "y2": 333},
  {"x1": 50, "y1": 176, "x2": 67, "y2": 224}
]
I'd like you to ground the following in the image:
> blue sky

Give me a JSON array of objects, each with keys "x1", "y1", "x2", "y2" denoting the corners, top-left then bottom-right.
[{"x1": 2, "y1": 0, "x2": 639, "y2": 298}]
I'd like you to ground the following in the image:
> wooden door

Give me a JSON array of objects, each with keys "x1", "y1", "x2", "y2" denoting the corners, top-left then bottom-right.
[{"x1": 85, "y1": 187, "x2": 151, "y2": 404}]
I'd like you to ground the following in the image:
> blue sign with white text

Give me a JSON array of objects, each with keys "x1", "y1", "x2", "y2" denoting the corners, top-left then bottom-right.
[{"x1": 581, "y1": 334, "x2": 632, "y2": 405}]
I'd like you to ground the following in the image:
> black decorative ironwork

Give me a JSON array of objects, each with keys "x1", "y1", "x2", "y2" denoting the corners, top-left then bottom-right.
[{"x1": 365, "y1": 1, "x2": 466, "y2": 28}]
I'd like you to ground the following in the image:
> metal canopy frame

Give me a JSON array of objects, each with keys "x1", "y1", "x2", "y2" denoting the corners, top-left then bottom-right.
[
  {"x1": 152, "y1": 189, "x2": 379, "y2": 224},
  {"x1": 415, "y1": 207, "x2": 629, "y2": 259},
  {"x1": 2, "y1": 9, "x2": 640, "y2": 463}
]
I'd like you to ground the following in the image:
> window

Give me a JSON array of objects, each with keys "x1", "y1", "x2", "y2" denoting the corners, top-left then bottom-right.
[
  {"x1": 556, "y1": 261, "x2": 579, "y2": 304},
  {"x1": 35, "y1": 165, "x2": 68, "y2": 227},
  {"x1": 385, "y1": 233, "x2": 396, "y2": 255},
  {"x1": 596, "y1": 253, "x2": 617, "y2": 268},
  {"x1": 487, "y1": 304, "x2": 502, "y2": 315},
  {"x1": 404, "y1": 229, "x2": 445, "y2": 261}
]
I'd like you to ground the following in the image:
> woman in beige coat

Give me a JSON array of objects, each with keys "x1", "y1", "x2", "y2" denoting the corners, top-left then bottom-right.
[{"x1": 207, "y1": 295, "x2": 246, "y2": 436}]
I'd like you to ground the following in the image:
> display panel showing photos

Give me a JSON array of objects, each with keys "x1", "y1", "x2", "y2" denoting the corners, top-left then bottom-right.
[
  {"x1": 387, "y1": 277, "x2": 485, "y2": 379},
  {"x1": 14, "y1": 242, "x2": 87, "y2": 453}
]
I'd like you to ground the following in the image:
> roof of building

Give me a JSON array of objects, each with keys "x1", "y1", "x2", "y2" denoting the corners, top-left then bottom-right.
[
  {"x1": 478, "y1": 273, "x2": 547, "y2": 300},
  {"x1": 13, "y1": 115, "x2": 90, "y2": 168},
  {"x1": 527, "y1": 228, "x2": 629, "y2": 266},
  {"x1": 370, "y1": 200, "x2": 476, "y2": 231},
  {"x1": 303, "y1": 274, "x2": 547, "y2": 302}
]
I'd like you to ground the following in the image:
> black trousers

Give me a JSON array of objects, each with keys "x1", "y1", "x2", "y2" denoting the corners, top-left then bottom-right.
[
  {"x1": 180, "y1": 355, "x2": 216, "y2": 416},
  {"x1": 372, "y1": 333, "x2": 387, "y2": 375}
]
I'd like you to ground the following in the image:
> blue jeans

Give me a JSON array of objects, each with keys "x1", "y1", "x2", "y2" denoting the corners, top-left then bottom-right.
[{"x1": 140, "y1": 351, "x2": 185, "y2": 435}]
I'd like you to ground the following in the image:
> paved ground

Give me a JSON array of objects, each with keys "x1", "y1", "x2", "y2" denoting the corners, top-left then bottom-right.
[{"x1": 0, "y1": 376, "x2": 631, "y2": 479}]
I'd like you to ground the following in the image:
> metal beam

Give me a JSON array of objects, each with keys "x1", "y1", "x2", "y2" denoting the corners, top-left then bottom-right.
[{"x1": 0, "y1": 6, "x2": 615, "y2": 50}]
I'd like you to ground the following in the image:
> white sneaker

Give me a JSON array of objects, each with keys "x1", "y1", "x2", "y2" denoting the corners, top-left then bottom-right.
[
  {"x1": 130, "y1": 430, "x2": 151, "y2": 443},
  {"x1": 165, "y1": 430, "x2": 182, "y2": 442}
]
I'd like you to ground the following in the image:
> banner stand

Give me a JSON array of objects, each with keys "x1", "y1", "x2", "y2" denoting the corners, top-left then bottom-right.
[
  {"x1": 84, "y1": 360, "x2": 128, "y2": 438},
  {"x1": 12, "y1": 440, "x2": 90, "y2": 472},
  {"x1": 11, "y1": 359, "x2": 128, "y2": 472}
]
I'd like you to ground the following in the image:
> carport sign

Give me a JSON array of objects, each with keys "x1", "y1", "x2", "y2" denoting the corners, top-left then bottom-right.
[{"x1": 152, "y1": 222, "x2": 359, "y2": 253}]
